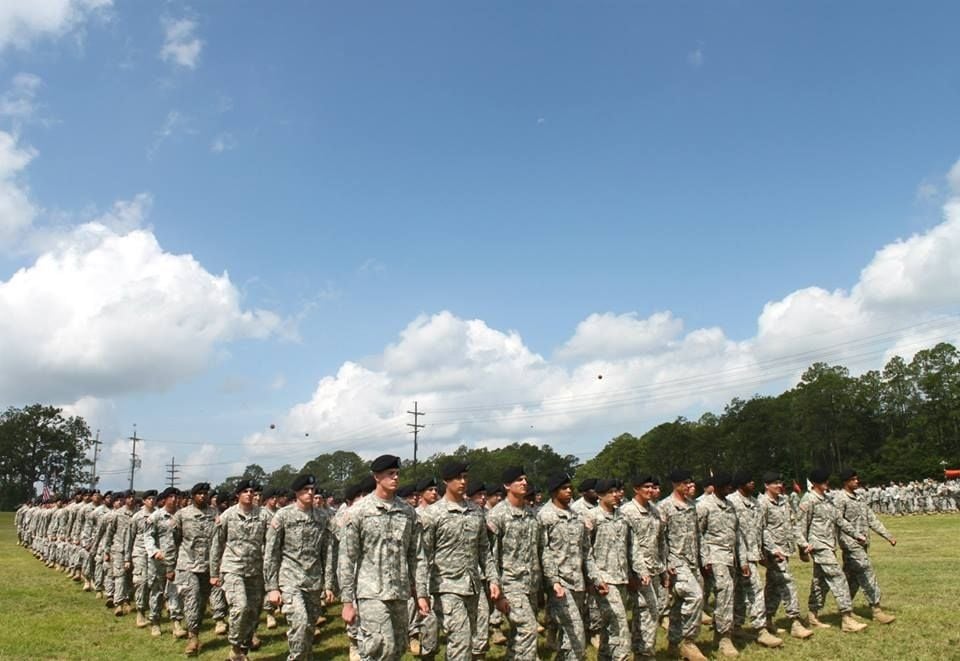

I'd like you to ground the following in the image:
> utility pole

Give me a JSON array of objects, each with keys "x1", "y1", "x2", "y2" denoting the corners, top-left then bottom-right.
[
  {"x1": 128, "y1": 425, "x2": 140, "y2": 492},
  {"x1": 407, "y1": 401, "x2": 425, "y2": 481},
  {"x1": 89, "y1": 429, "x2": 101, "y2": 489},
  {"x1": 166, "y1": 457, "x2": 180, "y2": 489}
]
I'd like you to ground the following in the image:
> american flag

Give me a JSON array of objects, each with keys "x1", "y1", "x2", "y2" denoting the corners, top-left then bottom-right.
[{"x1": 42, "y1": 485, "x2": 51, "y2": 503}]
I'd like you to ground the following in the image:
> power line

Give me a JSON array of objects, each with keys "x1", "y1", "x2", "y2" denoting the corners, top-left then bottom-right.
[
  {"x1": 128, "y1": 425, "x2": 140, "y2": 492},
  {"x1": 89, "y1": 429, "x2": 101, "y2": 489},
  {"x1": 166, "y1": 457, "x2": 180, "y2": 489},
  {"x1": 407, "y1": 401, "x2": 425, "y2": 481}
]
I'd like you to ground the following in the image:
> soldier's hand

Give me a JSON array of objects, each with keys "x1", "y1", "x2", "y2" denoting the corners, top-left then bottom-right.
[
  {"x1": 553, "y1": 583, "x2": 565, "y2": 599},
  {"x1": 341, "y1": 601, "x2": 357, "y2": 625},
  {"x1": 803, "y1": 544, "x2": 813, "y2": 555},
  {"x1": 702, "y1": 564, "x2": 713, "y2": 576},
  {"x1": 889, "y1": 536, "x2": 897, "y2": 547},
  {"x1": 210, "y1": 577, "x2": 221, "y2": 587},
  {"x1": 660, "y1": 573, "x2": 670, "y2": 589},
  {"x1": 597, "y1": 582, "x2": 609, "y2": 596},
  {"x1": 104, "y1": 553, "x2": 110, "y2": 562},
  {"x1": 489, "y1": 583, "x2": 501, "y2": 602},
  {"x1": 495, "y1": 596, "x2": 511, "y2": 615},
  {"x1": 640, "y1": 574, "x2": 652, "y2": 587},
  {"x1": 325, "y1": 590, "x2": 335, "y2": 605},
  {"x1": 268, "y1": 590, "x2": 283, "y2": 609},
  {"x1": 856, "y1": 536, "x2": 867, "y2": 546},
  {"x1": 773, "y1": 550, "x2": 786, "y2": 562},
  {"x1": 153, "y1": 551, "x2": 164, "y2": 561},
  {"x1": 417, "y1": 597, "x2": 431, "y2": 617},
  {"x1": 741, "y1": 564, "x2": 751, "y2": 578},
  {"x1": 124, "y1": 561, "x2": 131, "y2": 570},
  {"x1": 166, "y1": 571, "x2": 175, "y2": 581}
]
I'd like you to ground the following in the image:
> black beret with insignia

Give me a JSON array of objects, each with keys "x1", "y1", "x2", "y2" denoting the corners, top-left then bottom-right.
[
  {"x1": 439, "y1": 461, "x2": 469, "y2": 481},
  {"x1": 370, "y1": 454, "x2": 401, "y2": 473},
  {"x1": 546, "y1": 472, "x2": 572, "y2": 493},
  {"x1": 501, "y1": 466, "x2": 525, "y2": 485},
  {"x1": 809, "y1": 467, "x2": 830, "y2": 484},
  {"x1": 290, "y1": 474, "x2": 316, "y2": 492},
  {"x1": 191, "y1": 482, "x2": 210, "y2": 495}
]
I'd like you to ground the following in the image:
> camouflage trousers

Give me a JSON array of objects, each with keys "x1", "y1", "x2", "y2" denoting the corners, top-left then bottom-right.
[
  {"x1": 667, "y1": 564, "x2": 703, "y2": 645},
  {"x1": 764, "y1": 556, "x2": 800, "y2": 619},
  {"x1": 842, "y1": 545, "x2": 882, "y2": 607},
  {"x1": 548, "y1": 588, "x2": 586, "y2": 660},
  {"x1": 733, "y1": 561, "x2": 767, "y2": 630},
  {"x1": 132, "y1": 554, "x2": 150, "y2": 612},
  {"x1": 162, "y1": 575, "x2": 184, "y2": 621},
  {"x1": 223, "y1": 573, "x2": 264, "y2": 648},
  {"x1": 597, "y1": 584, "x2": 630, "y2": 661},
  {"x1": 630, "y1": 580, "x2": 659, "y2": 655},
  {"x1": 97, "y1": 551, "x2": 113, "y2": 595},
  {"x1": 282, "y1": 588, "x2": 323, "y2": 660},
  {"x1": 211, "y1": 584, "x2": 228, "y2": 620},
  {"x1": 433, "y1": 592, "x2": 480, "y2": 661},
  {"x1": 357, "y1": 598, "x2": 408, "y2": 661},
  {"x1": 503, "y1": 590, "x2": 539, "y2": 661},
  {"x1": 110, "y1": 552, "x2": 131, "y2": 604},
  {"x1": 408, "y1": 595, "x2": 439, "y2": 655},
  {"x1": 176, "y1": 570, "x2": 212, "y2": 634},
  {"x1": 473, "y1": 585, "x2": 492, "y2": 656},
  {"x1": 148, "y1": 564, "x2": 174, "y2": 623},
  {"x1": 710, "y1": 564, "x2": 736, "y2": 635},
  {"x1": 586, "y1": 592, "x2": 602, "y2": 634},
  {"x1": 808, "y1": 553, "x2": 853, "y2": 614}
]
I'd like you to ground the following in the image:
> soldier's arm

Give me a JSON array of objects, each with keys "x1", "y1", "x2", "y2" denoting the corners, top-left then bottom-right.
[
  {"x1": 407, "y1": 513, "x2": 421, "y2": 598},
  {"x1": 479, "y1": 512, "x2": 497, "y2": 585},
  {"x1": 796, "y1": 500, "x2": 812, "y2": 550},
  {"x1": 486, "y1": 511, "x2": 503, "y2": 590},
  {"x1": 122, "y1": 519, "x2": 135, "y2": 562},
  {"x1": 696, "y1": 502, "x2": 710, "y2": 567},
  {"x1": 415, "y1": 511, "x2": 434, "y2": 598},
  {"x1": 866, "y1": 507, "x2": 893, "y2": 541},
  {"x1": 143, "y1": 515, "x2": 160, "y2": 557},
  {"x1": 627, "y1": 519, "x2": 649, "y2": 581},
  {"x1": 322, "y1": 517, "x2": 336, "y2": 593},
  {"x1": 263, "y1": 513, "x2": 284, "y2": 593},
  {"x1": 209, "y1": 513, "x2": 227, "y2": 579},
  {"x1": 336, "y1": 511, "x2": 361, "y2": 603},
  {"x1": 538, "y1": 514, "x2": 561, "y2": 589}
]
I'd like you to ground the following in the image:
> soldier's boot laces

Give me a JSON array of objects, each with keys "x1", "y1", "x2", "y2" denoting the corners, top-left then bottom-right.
[
  {"x1": 790, "y1": 618, "x2": 814, "y2": 639},
  {"x1": 755, "y1": 628, "x2": 784, "y2": 648},
  {"x1": 184, "y1": 633, "x2": 200, "y2": 657},
  {"x1": 172, "y1": 620, "x2": 188, "y2": 639},
  {"x1": 679, "y1": 639, "x2": 708, "y2": 661},
  {"x1": 841, "y1": 612, "x2": 868, "y2": 633},
  {"x1": 265, "y1": 613, "x2": 278, "y2": 629},
  {"x1": 150, "y1": 624, "x2": 162, "y2": 637},
  {"x1": 717, "y1": 635, "x2": 739, "y2": 657},
  {"x1": 214, "y1": 619, "x2": 228, "y2": 636},
  {"x1": 807, "y1": 612, "x2": 831, "y2": 629},
  {"x1": 872, "y1": 606, "x2": 896, "y2": 624},
  {"x1": 135, "y1": 611, "x2": 148, "y2": 628}
]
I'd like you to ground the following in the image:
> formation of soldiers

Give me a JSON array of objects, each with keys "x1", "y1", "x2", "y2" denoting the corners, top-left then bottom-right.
[
  {"x1": 13, "y1": 460, "x2": 912, "y2": 660},
  {"x1": 865, "y1": 478, "x2": 960, "y2": 515}
]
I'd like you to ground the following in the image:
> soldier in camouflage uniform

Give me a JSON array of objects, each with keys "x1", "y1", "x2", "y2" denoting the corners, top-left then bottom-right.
[
  {"x1": 417, "y1": 462, "x2": 498, "y2": 661},
  {"x1": 587, "y1": 479, "x2": 631, "y2": 661},
  {"x1": 411, "y1": 477, "x2": 441, "y2": 657},
  {"x1": 570, "y1": 477, "x2": 601, "y2": 646},
  {"x1": 725, "y1": 472, "x2": 783, "y2": 650},
  {"x1": 798, "y1": 468, "x2": 868, "y2": 633},
  {"x1": 486, "y1": 465, "x2": 542, "y2": 661},
  {"x1": 537, "y1": 472, "x2": 598, "y2": 660},
  {"x1": 79, "y1": 490, "x2": 102, "y2": 592},
  {"x1": 659, "y1": 469, "x2": 708, "y2": 661},
  {"x1": 211, "y1": 479, "x2": 273, "y2": 660},
  {"x1": 338, "y1": 456, "x2": 422, "y2": 661},
  {"x1": 172, "y1": 482, "x2": 219, "y2": 655},
  {"x1": 143, "y1": 487, "x2": 185, "y2": 637},
  {"x1": 621, "y1": 475, "x2": 662, "y2": 660},
  {"x1": 833, "y1": 469, "x2": 897, "y2": 624},
  {"x1": 103, "y1": 490, "x2": 136, "y2": 616},
  {"x1": 124, "y1": 489, "x2": 157, "y2": 629},
  {"x1": 265, "y1": 473, "x2": 337, "y2": 661}
]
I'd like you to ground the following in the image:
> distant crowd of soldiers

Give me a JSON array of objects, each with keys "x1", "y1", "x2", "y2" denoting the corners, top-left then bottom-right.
[
  {"x1": 864, "y1": 479, "x2": 960, "y2": 516},
  {"x1": 13, "y1": 459, "x2": 921, "y2": 660}
]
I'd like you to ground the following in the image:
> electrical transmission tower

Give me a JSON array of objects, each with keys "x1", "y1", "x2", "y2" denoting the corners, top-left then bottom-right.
[
  {"x1": 166, "y1": 457, "x2": 180, "y2": 489},
  {"x1": 128, "y1": 425, "x2": 140, "y2": 492},
  {"x1": 407, "y1": 401, "x2": 425, "y2": 481},
  {"x1": 89, "y1": 429, "x2": 102, "y2": 489}
]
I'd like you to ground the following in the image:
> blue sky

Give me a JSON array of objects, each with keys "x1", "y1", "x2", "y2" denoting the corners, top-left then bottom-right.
[{"x1": 1, "y1": 1, "x2": 959, "y2": 489}]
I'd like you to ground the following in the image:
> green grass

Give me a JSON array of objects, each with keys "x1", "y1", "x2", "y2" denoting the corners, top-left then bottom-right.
[{"x1": 1, "y1": 512, "x2": 958, "y2": 659}]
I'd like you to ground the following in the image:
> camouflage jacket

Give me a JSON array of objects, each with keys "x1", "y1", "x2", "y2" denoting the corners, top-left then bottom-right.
[
  {"x1": 486, "y1": 498, "x2": 542, "y2": 594},
  {"x1": 172, "y1": 504, "x2": 218, "y2": 573},
  {"x1": 697, "y1": 493, "x2": 738, "y2": 567},
  {"x1": 537, "y1": 500, "x2": 597, "y2": 592},
  {"x1": 586, "y1": 504, "x2": 630, "y2": 585},
  {"x1": 210, "y1": 504, "x2": 271, "y2": 578},
  {"x1": 145, "y1": 508, "x2": 179, "y2": 574},
  {"x1": 264, "y1": 503, "x2": 336, "y2": 593},
  {"x1": 726, "y1": 490, "x2": 761, "y2": 563},
  {"x1": 620, "y1": 497, "x2": 663, "y2": 579},
  {"x1": 798, "y1": 490, "x2": 861, "y2": 561},
  {"x1": 659, "y1": 494, "x2": 700, "y2": 569},
  {"x1": 122, "y1": 507, "x2": 153, "y2": 563},
  {"x1": 336, "y1": 494, "x2": 418, "y2": 602},
  {"x1": 417, "y1": 497, "x2": 494, "y2": 597},
  {"x1": 831, "y1": 488, "x2": 893, "y2": 550},
  {"x1": 758, "y1": 493, "x2": 800, "y2": 558}
]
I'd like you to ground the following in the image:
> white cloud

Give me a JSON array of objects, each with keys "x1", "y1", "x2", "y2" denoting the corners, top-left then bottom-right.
[
  {"x1": 147, "y1": 110, "x2": 187, "y2": 159},
  {"x1": 358, "y1": 257, "x2": 386, "y2": 275},
  {"x1": 0, "y1": 198, "x2": 283, "y2": 404},
  {"x1": 0, "y1": 73, "x2": 43, "y2": 121},
  {"x1": 0, "y1": 130, "x2": 38, "y2": 247},
  {"x1": 210, "y1": 132, "x2": 237, "y2": 153},
  {"x1": 0, "y1": 0, "x2": 110, "y2": 52},
  {"x1": 558, "y1": 311, "x2": 684, "y2": 361},
  {"x1": 687, "y1": 47, "x2": 704, "y2": 68},
  {"x1": 160, "y1": 18, "x2": 202, "y2": 69},
  {"x1": 949, "y1": 158, "x2": 960, "y2": 194}
]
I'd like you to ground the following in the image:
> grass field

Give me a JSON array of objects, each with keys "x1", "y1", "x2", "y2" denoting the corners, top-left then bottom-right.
[{"x1": 1, "y1": 512, "x2": 959, "y2": 660}]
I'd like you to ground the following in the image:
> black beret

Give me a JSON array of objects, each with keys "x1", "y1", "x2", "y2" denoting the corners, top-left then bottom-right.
[
  {"x1": 344, "y1": 483, "x2": 363, "y2": 502},
  {"x1": 595, "y1": 479, "x2": 616, "y2": 494},
  {"x1": 809, "y1": 467, "x2": 830, "y2": 484},
  {"x1": 370, "y1": 454, "x2": 401, "y2": 473},
  {"x1": 578, "y1": 478, "x2": 598, "y2": 492},
  {"x1": 440, "y1": 461, "x2": 469, "y2": 481},
  {"x1": 417, "y1": 477, "x2": 440, "y2": 492},
  {"x1": 122, "y1": 489, "x2": 136, "y2": 498},
  {"x1": 216, "y1": 491, "x2": 230, "y2": 502},
  {"x1": 359, "y1": 475, "x2": 376, "y2": 494},
  {"x1": 290, "y1": 474, "x2": 316, "y2": 492},
  {"x1": 632, "y1": 474, "x2": 655, "y2": 487},
  {"x1": 669, "y1": 468, "x2": 692, "y2": 483},
  {"x1": 650, "y1": 476, "x2": 660, "y2": 486},
  {"x1": 546, "y1": 472, "x2": 572, "y2": 493},
  {"x1": 235, "y1": 479, "x2": 257, "y2": 494},
  {"x1": 839, "y1": 468, "x2": 858, "y2": 482},
  {"x1": 466, "y1": 481, "x2": 487, "y2": 497},
  {"x1": 762, "y1": 471, "x2": 782, "y2": 484},
  {"x1": 190, "y1": 482, "x2": 210, "y2": 495},
  {"x1": 526, "y1": 485, "x2": 539, "y2": 497},
  {"x1": 732, "y1": 471, "x2": 753, "y2": 488},
  {"x1": 158, "y1": 487, "x2": 179, "y2": 500},
  {"x1": 486, "y1": 483, "x2": 505, "y2": 497},
  {"x1": 502, "y1": 465, "x2": 526, "y2": 484},
  {"x1": 142, "y1": 489, "x2": 158, "y2": 499},
  {"x1": 103, "y1": 491, "x2": 113, "y2": 498},
  {"x1": 261, "y1": 486, "x2": 276, "y2": 500},
  {"x1": 699, "y1": 476, "x2": 715, "y2": 490},
  {"x1": 712, "y1": 472, "x2": 732, "y2": 489},
  {"x1": 396, "y1": 484, "x2": 416, "y2": 499}
]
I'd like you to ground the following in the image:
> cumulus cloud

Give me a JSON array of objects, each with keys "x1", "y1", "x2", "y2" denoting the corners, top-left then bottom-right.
[
  {"x1": 0, "y1": 0, "x2": 110, "y2": 52},
  {"x1": 0, "y1": 198, "x2": 283, "y2": 404},
  {"x1": 160, "y1": 18, "x2": 202, "y2": 69},
  {"x1": 0, "y1": 130, "x2": 38, "y2": 247},
  {"x1": 558, "y1": 311, "x2": 684, "y2": 361},
  {"x1": 0, "y1": 73, "x2": 43, "y2": 121}
]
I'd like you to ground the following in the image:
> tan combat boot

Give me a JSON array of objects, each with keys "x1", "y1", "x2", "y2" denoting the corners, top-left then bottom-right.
[
  {"x1": 214, "y1": 619, "x2": 228, "y2": 635},
  {"x1": 172, "y1": 619, "x2": 188, "y2": 639},
  {"x1": 409, "y1": 635, "x2": 421, "y2": 655},
  {"x1": 249, "y1": 635, "x2": 261, "y2": 650},
  {"x1": 491, "y1": 628, "x2": 507, "y2": 645},
  {"x1": 122, "y1": 602, "x2": 132, "y2": 615},
  {"x1": 790, "y1": 618, "x2": 814, "y2": 639},
  {"x1": 807, "y1": 611, "x2": 831, "y2": 629},
  {"x1": 755, "y1": 628, "x2": 784, "y2": 648},
  {"x1": 265, "y1": 613, "x2": 278, "y2": 629},
  {"x1": 679, "y1": 639, "x2": 708, "y2": 661},
  {"x1": 114, "y1": 604, "x2": 124, "y2": 617},
  {"x1": 82, "y1": 579, "x2": 93, "y2": 592},
  {"x1": 184, "y1": 632, "x2": 201, "y2": 656},
  {"x1": 872, "y1": 606, "x2": 896, "y2": 624},
  {"x1": 717, "y1": 634, "x2": 739, "y2": 657},
  {"x1": 95, "y1": 590, "x2": 104, "y2": 600},
  {"x1": 136, "y1": 611, "x2": 148, "y2": 628},
  {"x1": 348, "y1": 642, "x2": 361, "y2": 661},
  {"x1": 228, "y1": 644, "x2": 247, "y2": 660},
  {"x1": 841, "y1": 612, "x2": 867, "y2": 633},
  {"x1": 150, "y1": 624, "x2": 162, "y2": 637}
]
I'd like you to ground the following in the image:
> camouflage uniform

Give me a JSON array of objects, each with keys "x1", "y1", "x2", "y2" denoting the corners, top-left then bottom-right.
[
  {"x1": 411, "y1": 506, "x2": 439, "y2": 657},
  {"x1": 726, "y1": 490, "x2": 766, "y2": 631},
  {"x1": 337, "y1": 494, "x2": 419, "y2": 661},
  {"x1": 697, "y1": 493, "x2": 739, "y2": 636},
  {"x1": 124, "y1": 506, "x2": 154, "y2": 616},
  {"x1": 621, "y1": 497, "x2": 661, "y2": 656},
  {"x1": 798, "y1": 490, "x2": 861, "y2": 614},
  {"x1": 833, "y1": 488, "x2": 894, "y2": 608},
  {"x1": 586, "y1": 505, "x2": 631, "y2": 661},
  {"x1": 418, "y1": 497, "x2": 497, "y2": 661},
  {"x1": 172, "y1": 503, "x2": 218, "y2": 634},
  {"x1": 487, "y1": 498, "x2": 542, "y2": 661},
  {"x1": 211, "y1": 503, "x2": 272, "y2": 650},
  {"x1": 538, "y1": 500, "x2": 598, "y2": 660},
  {"x1": 659, "y1": 494, "x2": 703, "y2": 645},
  {"x1": 265, "y1": 503, "x2": 336, "y2": 660},
  {"x1": 758, "y1": 492, "x2": 802, "y2": 620},
  {"x1": 105, "y1": 505, "x2": 135, "y2": 607},
  {"x1": 145, "y1": 507, "x2": 182, "y2": 625}
]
